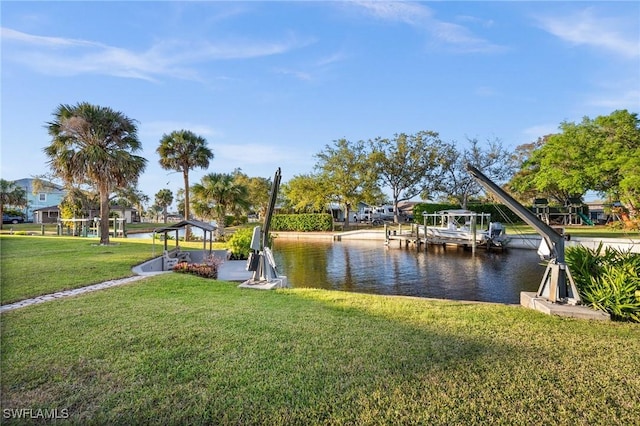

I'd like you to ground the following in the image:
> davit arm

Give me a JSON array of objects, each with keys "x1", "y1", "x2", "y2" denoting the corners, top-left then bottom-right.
[{"x1": 465, "y1": 164, "x2": 579, "y2": 303}]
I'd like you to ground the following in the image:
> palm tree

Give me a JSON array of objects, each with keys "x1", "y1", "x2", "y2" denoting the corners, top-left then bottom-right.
[
  {"x1": 0, "y1": 179, "x2": 27, "y2": 230},
  {"x1": 154, "y1": 189, "x2": 174, "y2": 223},
  {"x1": 157, "y1": 130, "x2": 213, "y2": 238},
  {"x1": 191, "y1": 173, "x2": 250, "y2": 237},
  {"x1": 44, "y1": 102, "x2": 147, "y2": 245}
]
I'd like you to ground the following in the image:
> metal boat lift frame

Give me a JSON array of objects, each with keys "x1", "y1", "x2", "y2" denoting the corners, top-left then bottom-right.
[
  {"x1": 466, "y1": 164, "x2": 581, "y2": 304},
  {"x1": 240, "y1": 168, "x2": 288, "y2": 290}
]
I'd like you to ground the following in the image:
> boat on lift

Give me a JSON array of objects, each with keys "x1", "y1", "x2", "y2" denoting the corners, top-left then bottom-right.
[{"x1": 421, "y1": 209, "x2": 509, "y2": 248}]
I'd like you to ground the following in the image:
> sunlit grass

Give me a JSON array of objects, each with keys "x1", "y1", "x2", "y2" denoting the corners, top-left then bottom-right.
[
  {"x1": 0, "y1": 235, "x2": 224, "y2": 304},
  {"x1": 1, "y1": 276, "x2": 638, "y2": 424}
]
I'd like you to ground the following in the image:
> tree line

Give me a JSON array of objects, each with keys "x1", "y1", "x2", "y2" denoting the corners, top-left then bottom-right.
[{"x1": 1, "y1": 103, "x2": 638, "y2": 242}]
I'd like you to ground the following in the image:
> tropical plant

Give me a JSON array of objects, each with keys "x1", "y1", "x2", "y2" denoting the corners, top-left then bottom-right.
[
  {"x1": 226, "y1": 227, "x2": 256, "y2": 259},
  {"x1": 191, "y1": 173, "x2": 250, "y2": 237},
  {"x1": 155, "y1": 189, "x2": 174, "y2": 223},
  {"x1": 566, "y1": 243, "x2": 640, "y2": 322},
  {"x1": 44, "y1": 102, "x2": 147, "y2": 244},
  {"x1": 0, "y1": 179, "x2": 27, "y2": 229},
  {"x1": 157, "y1": 130, "x2": 213, "y2": 235}
]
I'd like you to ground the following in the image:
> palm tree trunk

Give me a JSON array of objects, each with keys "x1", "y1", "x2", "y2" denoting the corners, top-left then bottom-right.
[
  {"x1": 99, "y1": 186, "x2": 110, "y2": 245},
  {"x1": 183, "y1": 170, "x2": 191, "y2": 241}
]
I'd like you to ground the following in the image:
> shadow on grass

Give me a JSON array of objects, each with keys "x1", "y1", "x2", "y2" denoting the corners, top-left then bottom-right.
[{"x1": 2, "y1": 276, "x2": 639, "y2": 425}]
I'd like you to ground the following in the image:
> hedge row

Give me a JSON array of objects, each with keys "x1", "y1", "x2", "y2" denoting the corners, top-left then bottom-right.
[
  {"x1": 271, "y1": 213, "x2": 333, "y2": 232},
  {"x1": 412, "y1": 203, "x2": 523, "y2": 224}
]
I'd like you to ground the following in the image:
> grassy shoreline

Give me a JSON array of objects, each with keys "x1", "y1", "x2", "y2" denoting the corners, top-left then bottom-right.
[
  {"x1": 2, "y1": 275, "x2": 639, "y2": 425},
  {"x1": 1, "y1": 235, "x2": 639, "y2": 424}
]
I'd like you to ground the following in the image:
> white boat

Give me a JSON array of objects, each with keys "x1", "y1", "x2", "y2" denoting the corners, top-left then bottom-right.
[{"x1": 421, "y1": 209, "x2": 509, "y2": 248}]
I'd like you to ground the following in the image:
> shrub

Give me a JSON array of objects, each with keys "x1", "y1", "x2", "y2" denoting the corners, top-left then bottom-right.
[
  {"x1": 172, "y1": 254, "x2": 223, "y2": 279},
  {"x1": 271, "y1": 213, "x2": 333, "y2": 232},
  {"x1": 227, "y1": 227, "x2": 256, "y2": 260},
  {"x1": 566, "y1": 243, "x2": 640, "y2": 322}
]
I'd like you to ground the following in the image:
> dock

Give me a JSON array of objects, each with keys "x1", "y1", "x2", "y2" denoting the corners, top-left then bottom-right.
[{"x1": 383, "y1": 223, "x2": 505, "y2": 252}]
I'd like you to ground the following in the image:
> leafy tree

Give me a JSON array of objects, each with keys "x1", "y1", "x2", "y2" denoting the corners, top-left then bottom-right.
[
  {"x1": 59, "y1": 187, "x2": 99, "y2": 219},
  {"x1": 314, "y1": 138, "x2": 381, "y2": 227},
  {"x1": 370, "y1": 131, "x2": 445, "y2": 222},
  {"x1": 0, "y1": 179, "x2": 27, "y2": 229},
  {"x1": 510, "y1": 110, "x2": 640, "y2": 215},
  {"x1": 231, "y1": 169, "x2": 272, "y2": 219},
  {"x1": 505, "y1": 138, "x2": 552, "y2": 204},
  {"x1": 433, "y1": 137, "x2": 515, "y2": 209},
  {"x1": 157, "y1": 130, "x2": 213, "y2": 236},
  {"x1": 154, "y1": 189, "x2": 174, "y2": 223},
  {"x1": 111, "y1": 186, "x2": 147, "y2": 222},
  {"x1": 148, "y1": 203, "x2": 164, "y2": 222},
  {"x1": 191, "y1": 173, "x2": 250, "y2": 237},
  {"x1": 281, "y1": 173, "x2": 333, "y2": 213},
  {"x1": 44, "y1": 102, "x2": 147, "y2": 244},
  {"x1": 589, "y1": 110, "x2": 640, "y2": 215}
]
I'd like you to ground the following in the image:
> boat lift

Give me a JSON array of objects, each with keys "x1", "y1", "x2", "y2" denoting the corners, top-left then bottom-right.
[
  {"x1": 466, "y1": 164, "x2": 581, "y2": 304},
  {"x1": 239, "y1": 168, "x2": 289, "y2": 290}
]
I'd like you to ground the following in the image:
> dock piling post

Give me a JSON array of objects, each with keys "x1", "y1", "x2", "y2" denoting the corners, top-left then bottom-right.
[{"x1": 471, "y1": 214, "x2": 477, "y2": 255}]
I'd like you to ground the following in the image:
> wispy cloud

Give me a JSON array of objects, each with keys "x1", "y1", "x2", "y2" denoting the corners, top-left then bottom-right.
[
  {"x1": 348, "y1": 1, "x2": 506, "y2": 54},
  {"x1": 534, "y1": 7, "x2": 639, "y2": 58},
  {"x1": 1, "y1": 27, "x2": 309, "y2": 82},
  {"x1": 273, "y1": 50, "x2": 347, "y2": 82},
  {"x1": 351, "y1": 0, "x2": 432, "y2": 25}
]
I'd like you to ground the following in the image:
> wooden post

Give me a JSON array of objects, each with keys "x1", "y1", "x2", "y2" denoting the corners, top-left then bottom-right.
[{"x1": 471, "y1": 214, "x2": 477, "y2": 255}]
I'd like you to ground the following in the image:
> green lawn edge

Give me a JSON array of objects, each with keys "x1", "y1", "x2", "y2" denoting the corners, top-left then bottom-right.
[{"x1": 1, "y1": 275, "x2": 639, "y2": 425}]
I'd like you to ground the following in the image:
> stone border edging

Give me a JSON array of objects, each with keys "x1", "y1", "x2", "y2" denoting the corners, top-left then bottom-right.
[{"x1": 0, "y1": 275, "x2": 147, "y2": 313}]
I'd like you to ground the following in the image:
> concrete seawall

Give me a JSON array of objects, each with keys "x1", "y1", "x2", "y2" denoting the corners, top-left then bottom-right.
[{"x1": 274, "y1": 230, "x2": 639, "y2": 253}]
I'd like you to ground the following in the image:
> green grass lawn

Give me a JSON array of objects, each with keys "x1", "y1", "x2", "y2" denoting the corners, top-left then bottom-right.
[
  {"x1": 0, "y1": 235, "x2": 224, "y2": 304},
  {"x1": 1, "y1": 276, "x2": 638, "y2": 425},
  {"x1": 1, "y1": 235, "x2": 639, "y2": 424}
]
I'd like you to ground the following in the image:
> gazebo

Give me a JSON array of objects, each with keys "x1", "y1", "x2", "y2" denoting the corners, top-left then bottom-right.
[{"x1": 152, "y1": 219, "x2": 217, "y2": 254}]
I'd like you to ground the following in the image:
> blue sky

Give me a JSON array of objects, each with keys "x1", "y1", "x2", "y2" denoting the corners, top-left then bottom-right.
[{"x1": 1, "y1": 1, "x2": 639, "y2": 206}]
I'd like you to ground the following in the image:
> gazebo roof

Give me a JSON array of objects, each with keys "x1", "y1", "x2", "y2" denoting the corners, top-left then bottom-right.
[{"x1": 154, "y1": 219, "x2": 217, "y2": 233}]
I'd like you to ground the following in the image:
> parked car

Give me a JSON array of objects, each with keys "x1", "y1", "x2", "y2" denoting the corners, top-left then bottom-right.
[{"x1": 2, "y1": 213, "x2": 24, "y2": 224}]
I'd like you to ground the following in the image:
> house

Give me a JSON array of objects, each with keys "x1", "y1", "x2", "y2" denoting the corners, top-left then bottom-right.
[
  {"x1": 32, "y1": 205, "x2": 139, "y2": 224},
  {"x1": 12, "y1": 178, "x2": 66, "y2": 222}
]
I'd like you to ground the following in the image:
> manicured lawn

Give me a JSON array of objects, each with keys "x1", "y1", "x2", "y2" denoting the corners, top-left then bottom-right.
[
  {"x1": 0, "y1": 235, "x2": 223, "y2": 304},
  {"x1": 1, "y1": 235, "x2": 638, "y2": 424},
  {"x1": 1, "y1": 275, "x2": 638, "y2": 425}
]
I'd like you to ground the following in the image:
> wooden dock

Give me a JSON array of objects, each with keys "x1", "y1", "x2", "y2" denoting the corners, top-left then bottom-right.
[{"x1": 383, "y1": 224, "x2": 505, "y2": 252}]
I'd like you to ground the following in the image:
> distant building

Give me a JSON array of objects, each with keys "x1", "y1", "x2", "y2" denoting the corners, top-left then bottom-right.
[
  {"x1": 12, "y1": 178, "x2": 66, "y2": 222},
  {"x1": 32, "y1": 205, "x2": 139, "y2": 224}
]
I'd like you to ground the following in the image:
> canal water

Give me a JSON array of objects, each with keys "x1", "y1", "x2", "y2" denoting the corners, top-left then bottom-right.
[{"x1": 272, "y1": 239, "x2": 543, "y2": 304}]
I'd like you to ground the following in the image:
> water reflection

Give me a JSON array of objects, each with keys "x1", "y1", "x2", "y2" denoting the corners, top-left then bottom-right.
[{"x1": 273, "y1": 239, "x2": 542, "y2": 304}]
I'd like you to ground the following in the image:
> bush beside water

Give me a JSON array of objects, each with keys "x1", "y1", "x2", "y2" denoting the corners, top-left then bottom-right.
[
  {"x1": 271, "y1": 213, "x2": 333, "y2": 232},
  {"x1": 566, "y1": 243, "x2": 640, "y2": 322}
]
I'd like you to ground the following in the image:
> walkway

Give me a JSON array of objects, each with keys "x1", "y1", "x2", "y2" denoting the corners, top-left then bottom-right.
[
  {"x1": 0, "y1": 276, "x2": 147, "y2": 313},
  {"x1": 0, "y1": 260, "x2": 252, "y2": 314}
]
